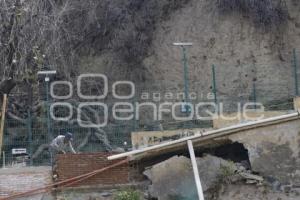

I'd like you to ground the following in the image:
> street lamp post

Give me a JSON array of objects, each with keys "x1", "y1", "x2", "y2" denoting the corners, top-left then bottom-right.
[
  {"x1": 45, "y1": 76, "x2": 51, "y2": 140},
  {"x1": 37, "y1": 70, "x2": 56, "y2": 142},
  {"x1": 173, "y1": 42, "x2": 193, "y2": 113}
]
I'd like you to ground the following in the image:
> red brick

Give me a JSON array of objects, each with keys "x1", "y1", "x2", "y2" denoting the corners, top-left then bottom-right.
[{"x1": 55, "y1": 152, "x2": 130, "y2": 187}]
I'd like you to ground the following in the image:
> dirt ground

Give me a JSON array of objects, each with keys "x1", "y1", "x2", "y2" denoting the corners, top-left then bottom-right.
[{"x1": 217, "y1": 184, "x2": 300, "y2": 200}]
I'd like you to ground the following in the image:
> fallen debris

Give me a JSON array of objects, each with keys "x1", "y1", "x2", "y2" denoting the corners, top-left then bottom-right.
[
  {"x1": 144, "y1": 155, "x2": 238, "y2": 199},
  {"x1": 143, "y1": 154, "x2": 269, "y2": 200},
  {"x1": 240, "y1": 172, "x2": 264, "y2": 183}
]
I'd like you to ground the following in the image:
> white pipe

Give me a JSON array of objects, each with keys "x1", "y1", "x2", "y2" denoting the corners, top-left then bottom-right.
[
  {"x1": 108, "y1": 112, "x2": 299, "y2": 160},
  {"x1": 188, "y1": 140, "x2": 205, "y2": 200},
  {"x1": 173, "y1": 42, "x2": 193, "y2": 46},
  {"x1": 37, "y1": 70, "x2": 57, "y2": 75}
]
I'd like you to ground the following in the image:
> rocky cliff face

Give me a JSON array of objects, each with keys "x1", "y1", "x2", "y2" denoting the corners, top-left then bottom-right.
[
  {"x1": 77, "y1": 0, "x2": 300, "y2": 111},
  {"x1": 2, "y1": 0, "x2": 300, "y2": 114},
  {"x1": 141, "y1": 0, "x2": 300, "y2": 102}
]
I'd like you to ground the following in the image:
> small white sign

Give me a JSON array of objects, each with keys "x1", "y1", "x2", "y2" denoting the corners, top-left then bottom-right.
[{"x1": 12, "y1": 148, "x2": 27, "y2": 155}]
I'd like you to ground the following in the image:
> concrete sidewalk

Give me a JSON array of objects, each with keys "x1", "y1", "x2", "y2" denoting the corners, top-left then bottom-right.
[{"x1": 0, "y1": 166, "x2": 52, "y2": 199}]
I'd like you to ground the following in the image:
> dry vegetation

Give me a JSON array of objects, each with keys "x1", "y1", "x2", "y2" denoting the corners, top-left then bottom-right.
[
  {"x1": 0, "y1": 0, "x2": 190, "y2": 81},
  {"x1": 0, "y1": 0, "x2": 191, "y2": 112},
  {"x1": 0, "y1": 0, "x2": 289, "y2": 108},
  {"x1": 0, "y1": 0, "x2": 191, "y2": 159},
  {"x1": 217, "y1": 0, "x2": 289, "y2": 29},
  {"x1": 0, "y1": 0, "x2": 192, "y2": 117}
]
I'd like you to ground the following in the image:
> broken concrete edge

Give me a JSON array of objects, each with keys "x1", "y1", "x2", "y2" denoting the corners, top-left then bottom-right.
[
  {"x1": 54, "y1": 181, "x2": 150, "y2": 192},
  {"x1": 108, "y1": 111, "x2": 300, "y2": 161},
  {"x1": 239, "y1": 172, "x2": 264, "y2": 182},
  {"x1": 0, "y1": 166, "x2": 52, "y2": 174}
]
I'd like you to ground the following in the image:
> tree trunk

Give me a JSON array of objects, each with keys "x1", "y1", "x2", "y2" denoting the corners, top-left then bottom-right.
[{"x1": 0, "y1": 78, "x2": 16, "y2": 97}]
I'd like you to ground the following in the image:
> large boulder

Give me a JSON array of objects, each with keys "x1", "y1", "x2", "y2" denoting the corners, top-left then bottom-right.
[{"x1": 144, "y1": 155, "x2": 236, "y2": 200}]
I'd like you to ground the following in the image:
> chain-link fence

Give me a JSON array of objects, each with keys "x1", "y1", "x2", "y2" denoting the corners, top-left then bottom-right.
[
  {"x1": 0, "y1": 94, "x2": 295, "y2": 167},
  {"x1": 1, "y1": 48, "x2": 299, "y2": 167}
]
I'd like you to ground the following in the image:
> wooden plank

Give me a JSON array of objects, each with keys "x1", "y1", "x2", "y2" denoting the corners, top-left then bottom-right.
[
  {"x1": 131, "y1": 128, "x2": 210, "y2": 150},
  {"x1": 108, "y1": 112, "x2": 300, "y2": 160},
  {"x1": 0, "y1": 94, "x2": 8, "y2": 158}
]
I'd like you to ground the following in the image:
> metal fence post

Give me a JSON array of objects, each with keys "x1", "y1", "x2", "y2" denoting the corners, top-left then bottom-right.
[
  {"x1": 45, "y1": 78, "x2": 52, "y2": 141},
  {"x1": 212, "y1": 65, "x2": 218, "y2": 112},
  {"x1": 293, "y1": 48, "x2": 299, "y2": 96},
  {"x1": 27, "y1": 109, "x2": 33, "y2": 165},
  {"x1": 173, "y1": 42, "x2": 192, "y2": 116},
  {"x1": 253, "y1": 79, "x2": 257, "y2": 109},
  {"x1": 182, "y1": 46, "x2": 190, "y2": 113},
  {"x1": 133, "y1": 93, "x2": 137, "y2": 131}
]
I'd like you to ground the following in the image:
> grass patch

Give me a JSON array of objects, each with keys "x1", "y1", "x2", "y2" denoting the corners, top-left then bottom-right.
[{"x1": 113, "y1": 189, "x2": 141, "y2": 200}]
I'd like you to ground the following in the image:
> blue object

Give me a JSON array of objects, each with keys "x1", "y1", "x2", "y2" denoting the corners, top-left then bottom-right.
[{"x1": 65, "y1": 132, "x2": 73, "y2": 140}]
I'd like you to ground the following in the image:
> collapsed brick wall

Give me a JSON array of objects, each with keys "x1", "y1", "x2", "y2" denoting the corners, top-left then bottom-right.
[{"x1": 56, "y1": 153, "x2": 130, "y2": 186}]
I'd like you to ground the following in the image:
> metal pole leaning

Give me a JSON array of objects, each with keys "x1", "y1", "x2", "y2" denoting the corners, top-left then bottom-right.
[{"x1": 187, "y1": 140, "x2": 205, "y2": 200}]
